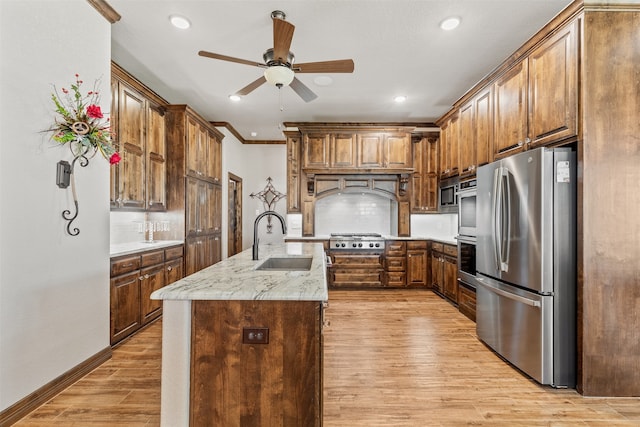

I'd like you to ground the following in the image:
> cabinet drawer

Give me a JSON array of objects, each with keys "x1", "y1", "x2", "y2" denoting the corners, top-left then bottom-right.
[
  {"x1": 331, "y1": 254, "x2": 382, "y2": 268},
  {"x1": 443, "y1": 244, "x2": 457, "y2": 257},
  {"x1": 141, "y1": 250, "x2": 164, "y2": 267},
  {"x1": 110, "y1": 255, "x2": 141, "y2": 276},
  {"x1": 386, "y1": 272, "x2": 406, "y2": 287},
  {"x1": 165, "y1": 245, "x2": 184, "y2": 261},
  {"x1": 385, "y1": 241, "x2": 406, "y2": 256},
  {"x1": 458, "y1": 283, "x2": 477, "y2": 322},
  {"x1": 385, "y1": 256, "x2": 406, "y2": 271},
  {"x1": 431, "y1": 242, "x2": 444, "y2": 253},
  {"x1": 407, "y1": 240, "x2": 428, "y2": 250}
]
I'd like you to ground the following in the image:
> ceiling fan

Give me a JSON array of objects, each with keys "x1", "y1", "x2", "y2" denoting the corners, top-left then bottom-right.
[{"x1": 198, "y1": 10, "x2": 355, "y2": 103}]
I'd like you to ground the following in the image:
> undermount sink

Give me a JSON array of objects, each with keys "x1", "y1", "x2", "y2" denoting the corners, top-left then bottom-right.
[{"x1": 256, "y1": 257, "x2": 313, "y2": 271}]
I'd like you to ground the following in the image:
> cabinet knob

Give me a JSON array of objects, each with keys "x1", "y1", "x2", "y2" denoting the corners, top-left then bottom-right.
[{"x1": 167, "y1": 266, "x2": 173, "y2": 271}]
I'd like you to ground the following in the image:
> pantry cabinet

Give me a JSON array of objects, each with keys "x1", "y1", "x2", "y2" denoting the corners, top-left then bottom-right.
[
  {"x1": 110, "y1": 244, "x2": 184, "y2": 345},
  {"x1": 110, "y1": 63, "x2": 167, "y2": 211},
  {"x1": 166, "y1": 105, "x2": 223, "y2": 275}
]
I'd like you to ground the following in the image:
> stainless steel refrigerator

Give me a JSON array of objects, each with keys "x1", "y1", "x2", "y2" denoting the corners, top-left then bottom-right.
[{"x1": 475, "y1": 147, "x2": 576, "y2": 388}]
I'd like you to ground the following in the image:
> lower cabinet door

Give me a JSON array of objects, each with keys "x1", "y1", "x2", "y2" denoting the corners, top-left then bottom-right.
[
  {"x1": 110, "y1": 271, "x2": 142, "y2": 345},
  {"x1": 140, "y1": 264, "x2": 165, "y2": 325}
]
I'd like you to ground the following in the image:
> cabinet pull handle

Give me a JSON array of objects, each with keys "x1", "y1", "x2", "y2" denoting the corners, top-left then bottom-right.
[
  {"x1": 144, "y1": 274, "x2": 149, "y2": 279},
  {"x1": 139, "y1": 276, "x2": 144, "y2": 281}
]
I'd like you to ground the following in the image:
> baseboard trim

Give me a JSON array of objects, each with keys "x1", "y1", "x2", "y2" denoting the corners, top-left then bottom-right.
[{"x1": 0, "y1": 346, "x2": 112, "y2": 426}]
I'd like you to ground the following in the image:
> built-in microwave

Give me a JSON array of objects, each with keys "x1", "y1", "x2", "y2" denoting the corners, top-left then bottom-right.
[
  {"x1": 458, "y1": 178, "x2": 477, "y2": 237},
  {"x1": 439, "y1": 176, "x2": 459, "y2": 213}
]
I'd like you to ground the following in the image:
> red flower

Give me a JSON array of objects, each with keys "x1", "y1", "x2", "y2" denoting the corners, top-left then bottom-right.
[
  {"x1": 86, "y1": 104, "x2": 103, "y2": 119},
  {"x1": 109, "y1": 152, "x2": 121, "y2": 165}
]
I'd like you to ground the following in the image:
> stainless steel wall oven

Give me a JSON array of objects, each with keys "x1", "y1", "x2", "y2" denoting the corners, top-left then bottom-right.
[{"x1": 457, "y1": 235, "x2": 477, "y2": 287}]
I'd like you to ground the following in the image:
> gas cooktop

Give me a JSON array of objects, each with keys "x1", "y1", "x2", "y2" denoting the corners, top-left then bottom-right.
[{"x1": 329, "y1": 233, "x2": 385, "y2": 251}]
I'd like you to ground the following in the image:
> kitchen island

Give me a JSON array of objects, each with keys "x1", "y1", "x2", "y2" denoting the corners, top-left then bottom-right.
[{"x1": 151, "y1": 241, "x2": 328, "y2": 427}]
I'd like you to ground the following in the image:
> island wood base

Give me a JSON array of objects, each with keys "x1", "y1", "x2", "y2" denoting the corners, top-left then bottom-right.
[{"x1": 190, "y1": 299, "x2": 323, "y2": 426}]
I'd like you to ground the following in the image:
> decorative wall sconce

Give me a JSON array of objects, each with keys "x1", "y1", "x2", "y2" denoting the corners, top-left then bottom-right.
[
  {"x1": 250, "y1": 177, "x2": 286, "y2": 233},
  {"x1": 56, "y1": 145, "x2": 91, "y2": 236}
]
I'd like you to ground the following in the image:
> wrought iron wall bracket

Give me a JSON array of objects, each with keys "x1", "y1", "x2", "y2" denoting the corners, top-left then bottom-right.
[{"x1": 58, "y1": 147, "x2": 90, "y2": 236}]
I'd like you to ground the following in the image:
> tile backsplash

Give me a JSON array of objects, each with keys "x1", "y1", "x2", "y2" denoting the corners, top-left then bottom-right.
[
  {"x1": 110, "y1": 211, "x2": 184, "y2": 245},
  {"x1": 314, "y1": 193, "x2": 395, "y2": 236}
]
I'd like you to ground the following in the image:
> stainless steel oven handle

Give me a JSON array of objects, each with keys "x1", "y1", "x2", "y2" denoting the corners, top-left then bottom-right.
[{"x1": 476, "y1": 278, "x2": 541, "y2": 307}]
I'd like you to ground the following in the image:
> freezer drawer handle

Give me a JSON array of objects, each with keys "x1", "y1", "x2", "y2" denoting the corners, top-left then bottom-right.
[{"x1": 477, "y1": 278, "x2": 541, "y2": 307}]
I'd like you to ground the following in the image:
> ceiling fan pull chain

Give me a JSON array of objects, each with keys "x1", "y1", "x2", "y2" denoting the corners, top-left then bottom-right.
[{"x1": 277, "y1": 83, "x2": 284, "y2": 111}]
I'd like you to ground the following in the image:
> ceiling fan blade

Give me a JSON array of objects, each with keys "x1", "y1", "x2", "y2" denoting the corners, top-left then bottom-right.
[
  {"x1": 273, "y1": 19, "x2": 295, "y2": 63},
  {"x1": 295, "y1": 59, "x2": 355, "y2": 73},
  {"x1": 290, "y1": 77, "x2": 318, "y2": 103},
  {"x1": 235, "y1": 76, "x2": 267, "y2": 96},
  {"x1": 198, "y1": 50, "x2": 264, "y2": 68}
]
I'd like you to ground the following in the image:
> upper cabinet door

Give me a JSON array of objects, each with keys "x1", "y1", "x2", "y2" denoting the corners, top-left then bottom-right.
[
  {"x1": 474, "y1": 87, "x2": 493, "y2": 168},
  {"x1": 385, "y1": 133, "x2": 412, "y2": 169},
  {"x1": 458, "y1": 102, "x2": 475, "y2": 177},
  {"x1": 116, "y1": 84, "x2": 146, "y2": 210},
  {"x1": 303, "y1": 133, "x2": 330, "y2": 169},
  {"x1": 146, "y1": 103, "x2": 166, "y2": 211},
  {"x1": 493, "y1": 59, "x2": 528, "y2": 159},
  {"x1": 528, "y1": 19, "x2": 579, "y2": 148},
  {"x1": 357, "y1": 133, "x2": 384, "y2": 168},
  {"x1": 330, "y1": 133, "x2": 357, "y2": 168}
]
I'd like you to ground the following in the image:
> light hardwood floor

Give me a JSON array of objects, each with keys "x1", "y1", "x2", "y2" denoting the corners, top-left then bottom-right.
[{"x1": 15, "y1": 290, "x2": 640, "y2": 426}]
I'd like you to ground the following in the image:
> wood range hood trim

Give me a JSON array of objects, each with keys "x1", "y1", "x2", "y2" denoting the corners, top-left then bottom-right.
[{"x1": 307, "y1": 173, "x2": 410, "y2": 199}]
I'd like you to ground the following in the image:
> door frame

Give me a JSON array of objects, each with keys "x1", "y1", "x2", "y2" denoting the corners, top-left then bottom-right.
[{"x1": 227, "y1": 172, "x2": 243, "y2": 257}]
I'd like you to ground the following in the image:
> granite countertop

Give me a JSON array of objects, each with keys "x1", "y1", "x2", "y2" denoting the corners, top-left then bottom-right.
[
  {"x1": 110, "y1": 240, "x2": 184, "y2": 258},
  {"x1": 285, "y1": 235, "x2": 458, "y2": 246},
  {"x1": 151, "y1": 242, "x2": 328, "y2": 302}
]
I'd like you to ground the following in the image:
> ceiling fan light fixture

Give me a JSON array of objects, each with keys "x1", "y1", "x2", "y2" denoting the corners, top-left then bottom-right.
[
  {"x1": 264, "y1": 66, "x2": 295, "y2": 87},
  {"x1": 169, "y1": 14, "x2": 191, "y2": 29}
]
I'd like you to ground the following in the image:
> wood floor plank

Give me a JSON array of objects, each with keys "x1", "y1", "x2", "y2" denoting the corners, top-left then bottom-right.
[{"x1": 14, "y1": 290, "x2": 640, "y2": 426}]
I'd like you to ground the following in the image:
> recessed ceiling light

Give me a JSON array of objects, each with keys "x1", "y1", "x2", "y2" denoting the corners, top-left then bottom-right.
[
  {"x1": 169, "y1": 15, "x2": 191, "y2": 29},
  {"x1": 394, "y1": 95, "x2": 407, "y2": 103},
  {"x1": 313, "y1": 76, "x2": 333, "y2": 86},
  {"x1": 440, "y1": 17, "x2": 460, "y2": 31},
  {"x1": 251, "y1": 132, "x2": 258, "y2": 137},
  {"x1": 228, "y1": 95, "x2": 241, "y2": 102}
]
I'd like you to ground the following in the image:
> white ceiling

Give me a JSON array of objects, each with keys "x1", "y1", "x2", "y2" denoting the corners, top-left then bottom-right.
[{"x1": 110, "y1": 0, "x2": 573, "y2": 142}]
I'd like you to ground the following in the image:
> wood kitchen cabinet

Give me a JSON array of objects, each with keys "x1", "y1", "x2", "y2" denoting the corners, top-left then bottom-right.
[
  {"x1": 384, "y1": 240, "x2": 406, "y2": 287},
  {"x1": 110, "y1": 63, "x2": 167, "y2": 211},
  {"x1": 285, "y1": 132, "x2": 301, "y2": 213},
  {"x1": 439, "y1": 115, "x2": 459, "y2": 178},
  {"x1": 190, "y1": 299, "x2": 323, "y2": 426},
  {"x1": 411, "y1": 134, "x2": 439, "y2": 213},
  {"x1": 406, "y1": 240, "x2": 428, "y2": 288},
  {"x1": 357, "y1": 132, "x2": 412, "y2": 170},
  {"x1": 330, "y1": 133, "x2": 357, "y2": 168},
  {"x1": 166, "y1": 105, "x2": 223, "y2": 275},
  {"x1": 493, "y1": 59, "x2": 529, "y2": 158},
  {"x1": 110, "y1": 244, "x2": 184, "y2": 345},
  {"x1": 456, "y1": 87, "x2": 493, "y2": 178},
  {"x1": 329, "y1": 252, "x2": 384, "y2": 288},
  {"x1": 303, "y1": 132, "x2": 330, "y2": 169},
  {"x1": 458, "y1": 282, "x2": 477, "y2": 322},
  {"x1": 431, "y1": 242, "x2": 457, "y2": 304},
  {"x1": 493, "y1": 18, "x2": 578, "y2": 159}
]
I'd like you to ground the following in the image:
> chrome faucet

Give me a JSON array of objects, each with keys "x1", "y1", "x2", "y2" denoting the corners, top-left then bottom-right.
[{"x1": 253, "y1": 210, "x2": 287, "y2": 260}]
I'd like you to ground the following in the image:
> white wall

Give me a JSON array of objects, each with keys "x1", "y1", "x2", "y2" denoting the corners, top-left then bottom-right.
[
  {"x1": 0, "y1": 0, "x2": 111, "y2": 411},
  {"x1": 219, "y1": 128, "x2": 288, "y2": 257}
]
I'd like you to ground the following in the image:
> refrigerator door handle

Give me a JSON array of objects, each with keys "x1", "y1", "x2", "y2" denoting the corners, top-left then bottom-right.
[
  {"x1": 501, "y1": 167, "x2": 511, "y2": 272},
  {"x1": 492, "y1": 167, "x2": 502, "y2": 271},
  {"x1": 477, "y1": 278, "x2": 541, "y2": 307}
]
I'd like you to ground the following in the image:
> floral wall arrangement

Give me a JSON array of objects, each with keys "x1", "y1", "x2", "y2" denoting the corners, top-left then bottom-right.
[
  {"x1": 47, "y1": 73, "x2": 120, "y2": 164},
  {"x1": 46, "y1": 73, "x2": 120, "y2": 235}
]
